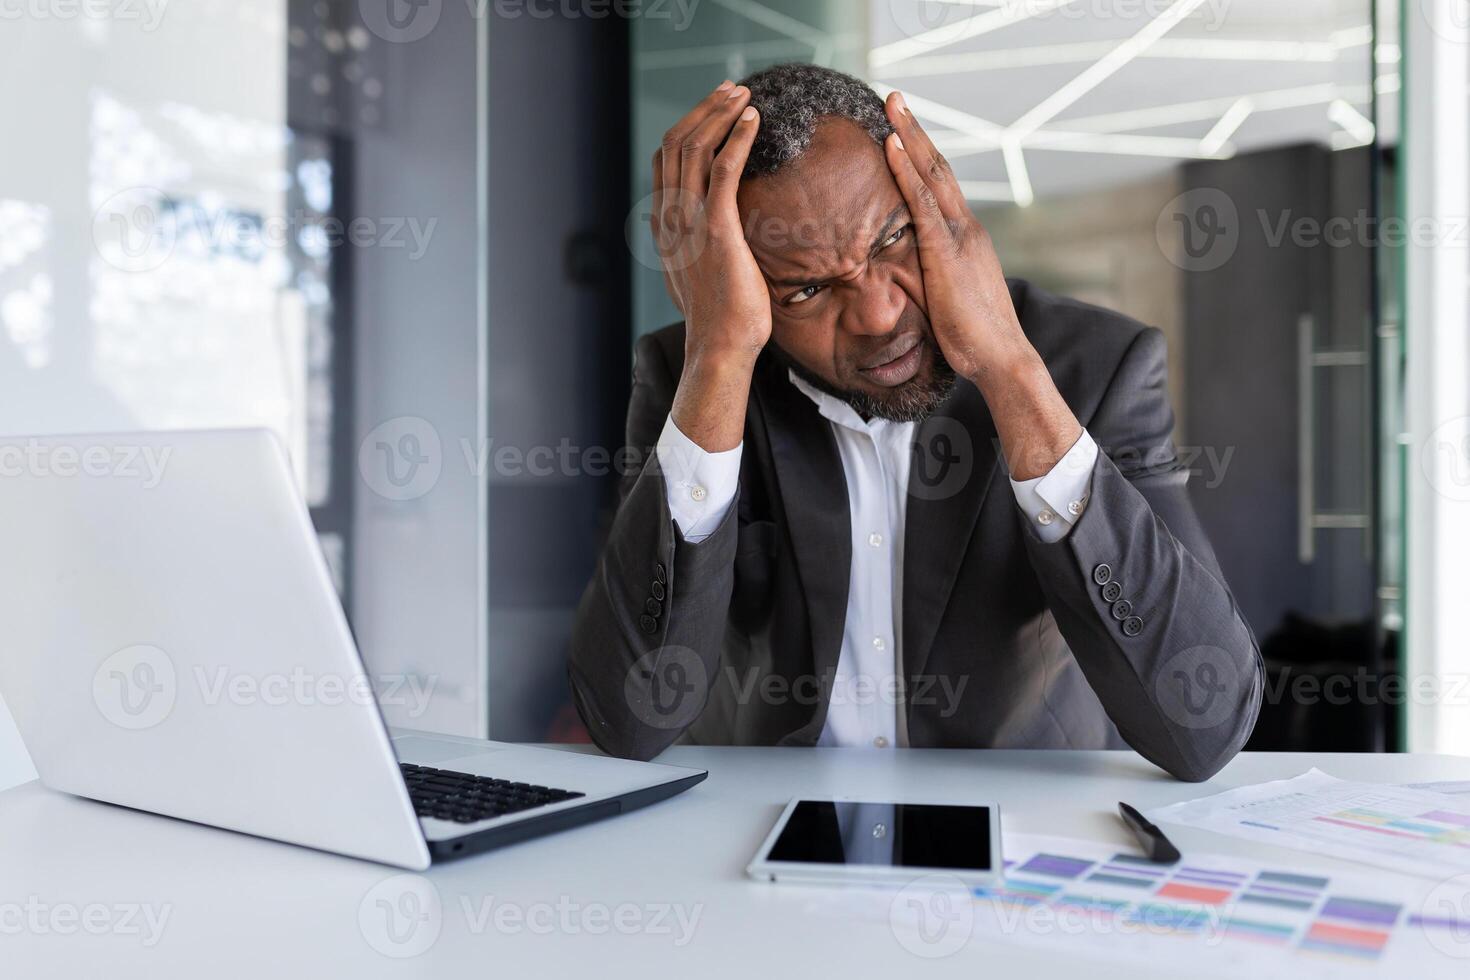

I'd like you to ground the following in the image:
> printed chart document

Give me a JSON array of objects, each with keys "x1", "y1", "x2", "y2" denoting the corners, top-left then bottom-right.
[
  {"x1": 1404, "y1": 780, "x2": 1470, "y2": 796},
  {"x1": 1147, "y1": 769, "x2": 1470, "y2": 880},
  {"x1": 804, "y1": 831, "x2": 1470, "y2": 976}
]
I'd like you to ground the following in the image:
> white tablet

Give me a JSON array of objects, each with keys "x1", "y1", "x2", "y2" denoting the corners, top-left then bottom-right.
[{"x1": 746, "y1": 798, "x2": 1004, "y2": 888}]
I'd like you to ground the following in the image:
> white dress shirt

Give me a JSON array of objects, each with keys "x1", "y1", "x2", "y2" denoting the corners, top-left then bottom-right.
[{"x1": 656, "y1": 369, "x2": 1098, "y2": 749}]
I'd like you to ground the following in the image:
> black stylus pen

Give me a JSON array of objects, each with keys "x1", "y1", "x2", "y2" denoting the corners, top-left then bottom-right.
[{"x1": 1118, "y1": 801, "x2": 1182, "y2": 864}]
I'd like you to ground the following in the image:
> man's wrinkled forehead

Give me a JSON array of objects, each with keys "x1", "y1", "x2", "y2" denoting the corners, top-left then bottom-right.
[{"x1": 736, "y1": 118, "x2": 906, "y2": 285}]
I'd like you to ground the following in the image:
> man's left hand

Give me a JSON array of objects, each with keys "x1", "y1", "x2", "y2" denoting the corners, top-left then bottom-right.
[{"x1": 882, "y1": 90, "x2": 1082, "y2": 480}]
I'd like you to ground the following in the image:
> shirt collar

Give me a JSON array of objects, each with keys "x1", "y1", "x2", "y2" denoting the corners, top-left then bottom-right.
[{"x1": 787, "y1": 368, "x2": 888, "y2": 435}]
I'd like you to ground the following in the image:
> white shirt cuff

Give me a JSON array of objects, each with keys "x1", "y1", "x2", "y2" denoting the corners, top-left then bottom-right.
[
  {"x1": 1009, "y1": 428, "x2": 1098, "y2": 544},
  {"x1": 656, "y1": 415, "x2": 742, "y2": 543}
]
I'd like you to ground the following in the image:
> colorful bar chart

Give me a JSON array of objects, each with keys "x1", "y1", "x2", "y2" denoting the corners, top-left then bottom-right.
[
  {"x1": 1147, "y1": 770, "x2": 1470, "y2": 880},
  {"x1": 962, "y1": 833, "x2": 1470, "y2": 975}
]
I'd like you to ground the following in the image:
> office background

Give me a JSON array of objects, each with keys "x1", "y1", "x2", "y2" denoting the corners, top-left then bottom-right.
[{"x1": 0, "y1": 0, "x2": 1466, "y2": 790}]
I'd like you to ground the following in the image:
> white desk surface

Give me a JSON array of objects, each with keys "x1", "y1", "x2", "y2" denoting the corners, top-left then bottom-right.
[{"x1": 4, "y1": 747, "x2": 1468, "y2": 978}]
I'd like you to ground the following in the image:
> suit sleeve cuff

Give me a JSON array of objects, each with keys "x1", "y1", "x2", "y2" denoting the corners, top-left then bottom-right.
[
  {"x1": 655, "y1": 414, "x2": 741, "y2": 543},
  {"x1": 1010, "y1": 428, "x2": 1098, "y2": 543}
]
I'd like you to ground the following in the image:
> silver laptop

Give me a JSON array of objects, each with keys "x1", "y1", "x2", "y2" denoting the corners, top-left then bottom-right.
[{"x1": 0, "y1": 428, "x2": 704, "y2": 870}]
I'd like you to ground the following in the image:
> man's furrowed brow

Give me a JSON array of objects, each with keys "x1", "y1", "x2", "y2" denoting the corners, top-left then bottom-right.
[
  {"x1": 868, "y1": 203, "x2": 909, "y2": 253},
  {"x1": 766, "y1": 204, "x2": 911, "y2": 287},
  {"x1": 764, "y1": 252, "x2": 836, "y2": 288},
  {"x1": 771, "y1": 271, "x2": 825, "y2": 287}
]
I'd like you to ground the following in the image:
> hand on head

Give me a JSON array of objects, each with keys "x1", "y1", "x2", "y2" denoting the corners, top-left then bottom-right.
[{"x1": 652, "y1": 81, "x2": 770, "y2": 452}]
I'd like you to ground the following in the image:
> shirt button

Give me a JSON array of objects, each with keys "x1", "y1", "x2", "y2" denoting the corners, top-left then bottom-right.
[
  {"x1": 872, "y1": 636, "x2": 886, "y2": 650},
  {"x1": 1068, "y1": 499, "x2": 1084, "y2": 517},
  {"x1": 868, "y1": 532, "x2": 884, "y2": 548},
  {"x1": 689, "y1": 485, "x2": 707, "y2": 502},
  {"x1": 1037, "y1": 509, "x2": 1055, "y2": 526},
  {"x1": 873, "y1": 736, "x2": 889, "y2": 748}
]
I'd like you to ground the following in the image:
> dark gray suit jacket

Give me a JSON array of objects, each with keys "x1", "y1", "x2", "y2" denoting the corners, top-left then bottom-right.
[{"x1": 569, "y1": 280, "x2": 1262, "y2": 781}]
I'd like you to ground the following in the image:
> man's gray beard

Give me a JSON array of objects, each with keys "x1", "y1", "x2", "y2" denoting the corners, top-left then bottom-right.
[{"x1": 779, "y1": 342, "x2": 958, "y2": 423}]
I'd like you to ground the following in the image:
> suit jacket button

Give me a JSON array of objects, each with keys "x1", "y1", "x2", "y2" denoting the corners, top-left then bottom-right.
[
  {"x1": 1093, "y1": 563, "x2": 1113, "y2": 586},
  {"x1": 645, "y1": 597, "x2": 662, "y2": 616},
  {"x1": 1111, "y1": 599, "x2": 1133, "y2": 621},
  {"x1": 1102, "y1": 581, "x2": 1122, "y2": 603},
  {"x1": 1122, "y1": 616, "x2": 1143, "y2": 637},
  {"x1": 651, "y1": 580, "x2": 665, "y2": 601},
  {"x1": 654, "y1": 562, "x2": 667, "y2": 585},
  {"x1": 639, "y1": 614, "x2": 658, "y2": 635}
]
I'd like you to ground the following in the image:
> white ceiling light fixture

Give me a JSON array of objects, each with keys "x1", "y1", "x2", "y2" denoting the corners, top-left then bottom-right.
[
  {"x1": 1001, "y1": 136, "x2": 1034, "y2": 207},
  {"x1": 1008, "y1": 0, "x2": 1212, "y2": 141},
  {"x1": 888, "y1": 88, "x2": 1242, "y2": 169},
  {"x1": 871, "y1": 0, "x2": 1081, "y2": 70},
  {"x1": 637, "y1": 37, "x2": 844, "y2": 71},
  {"x1": 933, "y1": 130, "x2": 1234, "y2": 159},
  {"x1": 1328, "y1": 98, "x2": 1376, "y2": 146},
  {"x1": 704, "y1": 0, "x2": 847, "y2": 65},
  {"x1": 934, "y1": 129, "x2": 1236, "y2": 158},
  {"x1": 1331, "y1": 25, "x2": 1375, "y2": 50},
  {"x1": 1199, "y1": 97, "x2": 1255, "y2": 157},
  {"x1": 880, "y1": 38, "x2": 1343, "y2": 79},
  {"x1": 872, "y1": 83, "x2": 1005, "y2": 139},
  {"x1": 707, "y1": 0, "x2": 825, "y2": 48},
  {"x1": 865, "y1": 1, "x2": 1377, "y2": 203},
  {"x1": 1024, "y1": 130, "x2": 1235, "y2": 159},
  {"x1": 955, "y1": 180, "x2": 1015, "y2": 202},
  {"x1": 1051, "y1": 83, "x2": 1352, "y2": 135},
  {"x1": 1376, "y1": 43, "x2": 1403, "y2": 65}
]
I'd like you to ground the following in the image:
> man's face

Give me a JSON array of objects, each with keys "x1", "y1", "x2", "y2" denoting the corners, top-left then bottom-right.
[{"x1": 737, "y1": 118, "x2": 954, "y2": 422}]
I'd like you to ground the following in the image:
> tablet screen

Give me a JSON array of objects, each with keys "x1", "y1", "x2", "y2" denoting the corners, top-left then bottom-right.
[{"x1": 765, "y1": 801, "x2": 995, "y2": 871}]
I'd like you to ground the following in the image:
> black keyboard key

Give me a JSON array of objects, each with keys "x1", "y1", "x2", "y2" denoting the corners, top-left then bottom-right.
[{"x1": 401, "y1": 763, "x2": 583, "y2": 823}]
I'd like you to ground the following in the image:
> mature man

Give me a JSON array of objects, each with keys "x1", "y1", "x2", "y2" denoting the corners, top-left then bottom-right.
[{"x1": 569, "y1": 64, "x2": 1261, "y2": 781}]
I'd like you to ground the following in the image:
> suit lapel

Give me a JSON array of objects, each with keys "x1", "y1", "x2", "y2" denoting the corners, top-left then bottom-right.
[
  {"x1": 752, "y1": 362, "x2": 851, "y2": 744},
  {"x1": 903, "y1": 281, "x2": 1030, "y2": 687},
  {"x1": 750, "y1": 341, "x2": 1007, "y2": 741},
  {"x1": 903, "y1": 378, "x2": 1000, "y2": 688}
]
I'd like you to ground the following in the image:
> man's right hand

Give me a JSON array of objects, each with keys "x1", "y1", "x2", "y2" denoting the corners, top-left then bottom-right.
[{"x1": 651, "y1": 81, "x2": 767, "y2": 453}]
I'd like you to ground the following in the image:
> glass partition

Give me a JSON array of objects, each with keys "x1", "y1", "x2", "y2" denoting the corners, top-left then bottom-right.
[
  {"x1": 629, "y1": 0, "x2": 1389, "y2": 751},
  {"x1": 632, "y1": 0, "x2": 869, "y2": 337},
  {"x1": 0, "y1": 2, "x2": 490, "y2": 746}
]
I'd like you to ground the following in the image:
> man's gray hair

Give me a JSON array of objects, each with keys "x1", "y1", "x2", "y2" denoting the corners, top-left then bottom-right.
[{"x1": 738, "y1": 63, "x2": 894, "y2": 179}]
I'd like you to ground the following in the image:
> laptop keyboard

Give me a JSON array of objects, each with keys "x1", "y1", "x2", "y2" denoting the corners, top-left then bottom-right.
[{"x1": 400, "y1": 763, "x2": 585, "y2": 824}]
